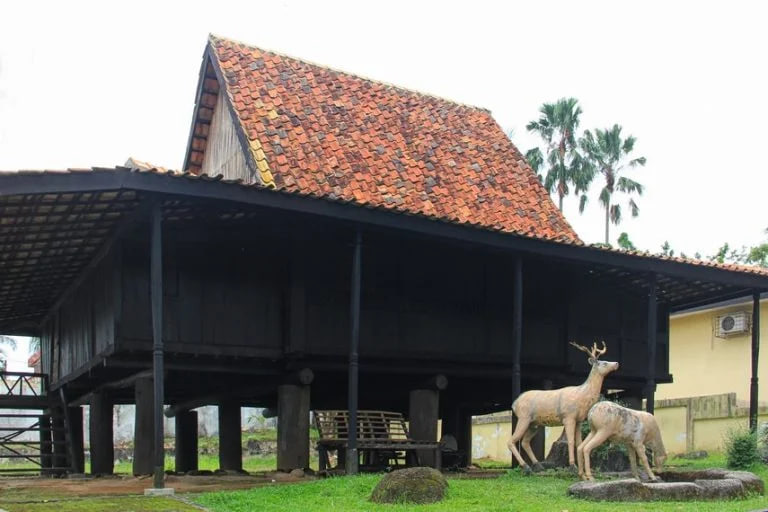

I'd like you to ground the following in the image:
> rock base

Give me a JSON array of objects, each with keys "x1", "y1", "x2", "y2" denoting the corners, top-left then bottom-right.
[{"x1": 568, "y1": 469, "x2": 764, "y2": 502}]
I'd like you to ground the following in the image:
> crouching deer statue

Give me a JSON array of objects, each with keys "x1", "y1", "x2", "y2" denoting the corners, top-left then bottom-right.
[
  {"x1": 507, "y1": 341, "x2": 619, "y2": 473},
  {"x1": 577, "y1": 400, "x2": 667, "y2": 481}
]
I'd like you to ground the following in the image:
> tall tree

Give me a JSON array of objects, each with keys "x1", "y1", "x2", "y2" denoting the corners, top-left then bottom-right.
[
  {"x1": 580, "y1": 124, "x2": 646, "y2": 244},
  {"x1": 525, "y1": 98, "x2": 590, "y2": 211},
  {"x1": 0, "y1": 335, "x2": 16, "y2": 371}
]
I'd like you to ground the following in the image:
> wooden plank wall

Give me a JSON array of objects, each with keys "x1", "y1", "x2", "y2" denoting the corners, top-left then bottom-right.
[
  {"x1": 44, "y1": 251, "x2": 116, "y2": 383},
  {"x1": 118, "y1": 237, "x2": 284, "y2": 355},
  {"x1": 201, "y1": 91, "x2": 251, "y2": 182}
]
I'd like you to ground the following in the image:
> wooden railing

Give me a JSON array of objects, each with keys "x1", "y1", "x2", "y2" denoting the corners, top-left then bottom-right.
[{"x1": 0, "y1": 372, "x2": 48, "y2": 397}]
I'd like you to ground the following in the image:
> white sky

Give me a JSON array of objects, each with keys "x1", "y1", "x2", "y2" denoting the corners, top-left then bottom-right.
[{"x1": 0, "y1": 0, "x2": 766, "y2": 256}]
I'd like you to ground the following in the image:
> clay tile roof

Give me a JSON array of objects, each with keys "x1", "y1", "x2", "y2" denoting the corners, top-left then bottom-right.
[{"x1": 192, "y1": 34, "x2": 581, "y2": 244}]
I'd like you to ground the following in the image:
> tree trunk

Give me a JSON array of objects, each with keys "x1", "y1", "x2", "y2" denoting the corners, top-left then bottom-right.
[
  {"x1": 558, "y1": 192, "x2": 564, "y2": 211},
  {"x1": 605, "y1": 203, "x2": 610, "y2": 245}
]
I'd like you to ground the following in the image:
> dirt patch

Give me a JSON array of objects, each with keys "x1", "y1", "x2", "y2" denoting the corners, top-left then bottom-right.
[{"x1": 0, "y1": 471, "x2": 308, "y2": 499}]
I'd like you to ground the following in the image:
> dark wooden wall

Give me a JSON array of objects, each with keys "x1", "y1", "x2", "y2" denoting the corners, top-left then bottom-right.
[
  {"x1": 42, "y1": 218, "x2": 670, "y2": 388},
  {"x1": 112, "y1": 226, "x2": 668, "y2": 382},
  {"x1": 43, "y1": 249, "x2": 117, "y2": 384}
]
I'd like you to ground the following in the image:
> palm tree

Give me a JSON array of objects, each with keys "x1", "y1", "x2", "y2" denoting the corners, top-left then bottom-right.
[
  {"x1": 580, "y1": 124, "x2": 646, "y2": 244},
  {"x1": 526, "y1": 98, "x2": 592, "y2": 211}
]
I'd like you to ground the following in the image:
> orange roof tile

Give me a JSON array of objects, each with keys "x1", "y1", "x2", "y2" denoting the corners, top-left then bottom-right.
[{"x1": 190, "y1": 35, "x2": 580, "y2": 244}]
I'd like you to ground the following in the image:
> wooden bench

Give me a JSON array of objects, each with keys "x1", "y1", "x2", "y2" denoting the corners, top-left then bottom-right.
[{"x1": 314, "y1": 410, "x2": 441, "y2": 472}]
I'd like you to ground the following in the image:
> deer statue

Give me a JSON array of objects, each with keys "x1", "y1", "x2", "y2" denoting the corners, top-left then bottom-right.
[
  {"x1": 577, "y1": 400, "x2": 667, "y2": 481},
  {"x1": 507, "y1": 341, "x2": 619, "y2": 473}
]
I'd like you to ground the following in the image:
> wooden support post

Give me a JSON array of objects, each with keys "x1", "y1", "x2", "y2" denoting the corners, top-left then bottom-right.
[
  {"x1": 89, "y1": 391, "x2": 114, "y2": 475},
  {"x1": 175, "y1": 410, "x2": 198, "y2": 473},
  {"x1": 133, "y1": 376, "x2": 154, "y2": 476},
  {"x1": 68, "y1": 406, "x2": 84, "y2": 473},
  {"x1": 346, "y1": 229, "x2": 362, "y2": 474},
  {"x1": 646, "y1": 274, "x2": 658, "y2": 414},
  {"x1": 51, "y1": 412, "x2": 67, "y2": 473},
  {"x1": 409, "y1": 389, "x2": 440, "y2": 467},
  {"x1": 512, "y1": 256, "x2": 523, "y2": 402},
  {"x1": 440, "y1": 402, "x2": 471, "y2": 468},
  {"x1": 39, "y1": 413, "x2": 52, "y2": 475},
  {"x1": 457, "y1": 409, "x2": 472, "y2": 468},
  {"x1": 750, "y1": 291, "x2": 761, "y2": 432},
  {"x1": 150, "y1": 201, "x2": 165, "y2": 489},
  {"x1": 218, "y1": 401, "x2": 242, "y2": 471},
  {"x1": 277, "y1": 384, "x2": 311, "y2": 471}
]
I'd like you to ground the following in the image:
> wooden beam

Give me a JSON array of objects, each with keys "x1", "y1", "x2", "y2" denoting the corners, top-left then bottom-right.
[
  {"x1": 150, "y1": 202, "x2": 165, "y2": 489},
  {"x1": 646, "y1": 274, "x2": 658, "y2": 414},
  {"x1": 346, "y1": 229, "x2": 362, "y2": 475},
  {"x1": 750, "y1": 291, "x2": 761, "y2": 432},
  {"x1": 512, "y1": 256, "x2": 522, "y2": 402}
]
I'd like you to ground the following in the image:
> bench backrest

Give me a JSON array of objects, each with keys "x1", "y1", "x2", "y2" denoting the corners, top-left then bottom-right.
[{"x1": 314, "y1": 410, "x2": 410, "y2": 442}]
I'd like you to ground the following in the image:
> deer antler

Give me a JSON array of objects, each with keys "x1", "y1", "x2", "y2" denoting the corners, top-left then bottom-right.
[{"x1": 569, "y1": 341, "x2": 608, "y2": 360}]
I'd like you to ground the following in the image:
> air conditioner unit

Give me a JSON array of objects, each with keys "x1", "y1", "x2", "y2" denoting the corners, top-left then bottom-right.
[{"x1": 715, "y1": 311, "x2": 750, "y2": 338}]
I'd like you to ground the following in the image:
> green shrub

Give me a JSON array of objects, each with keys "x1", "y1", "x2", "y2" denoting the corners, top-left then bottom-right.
[{"x1": 725, "y1": 427, "x2": 759, "y2": 469}]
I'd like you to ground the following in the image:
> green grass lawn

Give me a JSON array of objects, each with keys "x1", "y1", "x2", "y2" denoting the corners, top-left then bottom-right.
[
  {"x1": 0, "y1": 496, "x2": 199, "y2": 512},
  {"x1": 195, "y1": 455, "x2": 768, "y2": 512}
]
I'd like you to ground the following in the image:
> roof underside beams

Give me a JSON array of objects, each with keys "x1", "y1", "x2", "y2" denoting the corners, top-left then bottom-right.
[{"x1": 0, "y1": 169, "x2": 766, "y2": 333}]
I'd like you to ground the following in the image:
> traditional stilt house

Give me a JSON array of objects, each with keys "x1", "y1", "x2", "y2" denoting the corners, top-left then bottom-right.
[{"x1": 0, "y1": 35, "x2": 765, "y2": 478}]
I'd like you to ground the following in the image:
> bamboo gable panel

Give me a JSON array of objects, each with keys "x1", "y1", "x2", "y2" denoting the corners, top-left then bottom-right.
[{"x1": 201, "y1": 92, "x2": 251, "y2": 183}]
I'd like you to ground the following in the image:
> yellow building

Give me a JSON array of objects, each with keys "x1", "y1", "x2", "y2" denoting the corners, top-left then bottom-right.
[
  {"x1": 653, "y1": 296, "x2": 768, "y2": 453},
  {"x1": 658, "y1": 297, "x2": 768, "y2": 403}
]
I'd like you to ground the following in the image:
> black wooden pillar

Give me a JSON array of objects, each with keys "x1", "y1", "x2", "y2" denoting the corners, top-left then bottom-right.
[
  {"x1": 409, "y1": 389, "x2": 440, "y2": 467},
  {"x1": 750, "y1": 291, "x2": 761, "y2": 432},
  {"x1": 346, "y1": 229, "x2": 362, "y2": 474},
  {"x1": 646, "y1": 274, "x2": 658, "y2": 414},
  {"x1": 51, "y1": 412, "x2": 67, "y2": 473},
  {"x1": 512, "y1": 256, "x2": 523, "y2": 402},
  {"x1": 39, "y1": 413, "x2": 52, "y2": 474},
  {"x1": 150, "y1": 202, "x2": 165, "y2": 488},
  {"x1": 277, "y1": 384, "x2": 311, "y2": 471},
  {"x1": 219, "y1": 401, "x2": 242, "y2": 471},
  {"x1": 68, "y1": 406, "x2": 85, "y2": 473},
  {"x1": 133, "y1": 376, "x2": 154, "y2": 475},
  {"x1": 89, "y1": 391, "x2": 114, "y2": 475},
  {"x1": 175, "y1": 410, "x2": 198, "y2": 473}
]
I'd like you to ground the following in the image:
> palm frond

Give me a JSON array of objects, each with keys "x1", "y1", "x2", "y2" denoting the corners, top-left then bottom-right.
[
  {"x1": 629, "y1": 198, "x2": 640, "y2": 217},
  {"x1": 610, "y1": 203, "x2": 622, "y2": 224}
]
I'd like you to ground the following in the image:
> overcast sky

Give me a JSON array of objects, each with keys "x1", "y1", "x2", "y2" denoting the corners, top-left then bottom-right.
[{"x1": 1, "y1": 0, "x2": 766, "y2": 256}]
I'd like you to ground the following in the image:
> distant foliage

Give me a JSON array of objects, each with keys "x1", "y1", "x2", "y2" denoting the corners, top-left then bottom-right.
[
  {"x1": 725, "y1": 427, "x2": 759, "y2": 469},
  {"x1": 617, "y1": 232, "x2": 636, "y2": 251},
  {"x1": 759, "y1": 422, "x2": 768, "y2": 464}
]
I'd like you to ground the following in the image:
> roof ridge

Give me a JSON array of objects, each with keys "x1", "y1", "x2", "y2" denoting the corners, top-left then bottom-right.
[{"x1": 207, "y1": 33, "x2": 492, "y2": 114}]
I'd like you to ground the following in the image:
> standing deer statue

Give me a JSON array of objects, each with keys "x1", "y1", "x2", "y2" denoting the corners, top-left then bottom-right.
[
  {"x1": 577, "y1": 401, "x2": 667, "y2": 481},
  {"x1": 507, "y1": 341, "x2": 619, "y2": 472}
]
